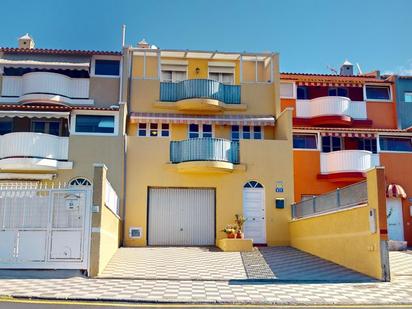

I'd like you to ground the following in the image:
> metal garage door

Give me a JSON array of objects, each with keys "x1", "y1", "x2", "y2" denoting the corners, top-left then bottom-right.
[{"x1": 148, "y1": 188, "x2": 215, "y2": 246}]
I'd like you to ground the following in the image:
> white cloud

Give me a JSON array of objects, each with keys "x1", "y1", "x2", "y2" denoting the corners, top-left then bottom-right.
[{"x1": 384, "y1": 59, "x2": 412, "y2": 76}]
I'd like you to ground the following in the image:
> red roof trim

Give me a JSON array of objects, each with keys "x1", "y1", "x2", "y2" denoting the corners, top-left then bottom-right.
[
  {"x1": 293, "y1": 126, "x2": 407, "y2": 133},
  {"x1": 0, "y1": 47, "x2": 121, "y2": 56},
  {"x1": 0, "y1": 104, "x2": 118, "y2": 112}
]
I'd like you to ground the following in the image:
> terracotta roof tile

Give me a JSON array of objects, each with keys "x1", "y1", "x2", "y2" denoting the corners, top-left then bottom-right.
[
  {"x1": 0, "y1": 104, "x2": 119, "y2": 112},
  {"x1": 0, "y1": 47, "x2": 121, "y2": 56},
  {"x1": 293, "y1": 126, "x2": 407, "y2": 133},
  {"x1": 281, "y1": 72, "x2": 389, "y2": 84}
]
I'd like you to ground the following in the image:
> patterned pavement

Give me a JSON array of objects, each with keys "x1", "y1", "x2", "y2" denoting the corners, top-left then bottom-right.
[
  {"x1": 100, "y1": 246, "x2": 372, "y2": 282},
  {"x1": 0, "y1": 247, "x2": 411, "y2": 305},
  {"x1": 390, "y1": 249, "x2": 412, "y2": 276}
]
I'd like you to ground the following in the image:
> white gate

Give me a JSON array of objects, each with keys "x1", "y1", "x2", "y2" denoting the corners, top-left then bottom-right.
[{"x1": 0, "y1": 186, "x2": 91, "y2": 269}]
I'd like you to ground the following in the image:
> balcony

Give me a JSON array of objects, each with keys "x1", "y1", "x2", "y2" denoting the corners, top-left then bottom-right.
[
  {"x1": 1, "y1": 72, "x2": 93, "y2": 105},
  {"x1": 319, "y1": 150, "x2": 380, "y2": 181},
  {"x1": 0, "y1": 132, "x2": 72, "y2": 171},
  {"x1": 169, "y1": 138, "x2": 242, "y2": 173},
  {"x1": 295, "y1": 96, "x2": 370, "y2": 126},
  {"x1": 157, "y1": 79, "x2": 246, "y2": 111}
]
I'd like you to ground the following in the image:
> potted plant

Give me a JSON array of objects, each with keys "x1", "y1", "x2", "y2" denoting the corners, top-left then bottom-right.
[
  {"x1": 235, "y1": 214, "x2": 246, "y2": 239},
  {"x1": 222, "y1": 224, "x2": 237, "y2": 239}
]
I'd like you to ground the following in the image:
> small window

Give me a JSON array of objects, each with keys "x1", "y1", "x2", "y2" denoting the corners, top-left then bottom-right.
[
  {"x1": 138, "y1": 123, "x2": 147, "y2": 136},
  {"x1": 209, "y1": 72, "x2": 234, "y2": 85},
  {"x1": 231, "y1": 125, "x2": 240, "y2": 141},
  {"x1": 379, "y1": 137, "x2": 412, "y2": 152},
  {"x1": 365, "y1": 86, "x2": 390, "y2": 100},
  {"x1": 161, "y1": 124, "x2": 169, "y2": 137},
  {"x1": 75, "y1": 115, "x2": 115, "y2": 134},
  {"x1": 31, "y1": 120, "x2": 60, "y2": 136},
  {"x1": 404, "y1": 92, "x2": 412, "y2": 103},
  {"x1": 322, "y1": 136, "x2": 342, "y2": 153},
  {"x1": 328, "y1": 87, "x2": 348, "y2": 97},
  {"x1": 293, "y1": 134, "x2": 317, "y2": 149},
  {"x1": 297, "y1": 86, "x2": 308, "y2": 99},
  {"x1": 188, "y1": 124, "x2": 213, "y2": 138},
  {"x1": 280, "y1": 82, "x2": 295, "y2": 98},
  {"x1": 0, "y1": 119, "x2": 13, "y2": 135},
  {"x1": 69, "y1": 177, "x2": 92, "y2": 186},
  {"x1": 244, "y1": 181, "x2": 264, "y2": 188},
  {"x1": 150, "y1": 123, "x2": 158, "y2": 137},
  {"x1": 231, "y1": 125, "x2": 263, "y2": 140},
  {"x1": 94, "y1": 60, "x2": 120, "y2": 76},
  {"x1": 161, "y1": 70, "x2": 186, "y2": 82},
  {"x1": 189, "y1": 124, "x2": 199, "y2": 138}
]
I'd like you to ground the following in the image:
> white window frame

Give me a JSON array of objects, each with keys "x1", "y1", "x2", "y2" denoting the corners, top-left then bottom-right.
[
  {"x1": 208, "y1": 62, "x2": 235, "y2": 85},
  {"x1": 136, "y1": 122, "x2": 170, "y2": 138},
  {"x1": 91, "y1": 55, "x2": 122, "y2": 78},
  {"x1": 160, "y1": 70, "x2": 188, "y2": 83},
  {"x1": 188, "y1": 124, "x2": 214, "y2": 138},
  {"x1": 70, "y1": 110, "x2": 119, "y2": 136},
  {"x1": 292, "y1": 133, "x2": 318, "y2": 151},
  {"x1": 231, "y1": 125, "x2": 264, "y2": 141},
  {"x1": 364, "y1": 84, "x2": 392, "y2": 102},
  {"x1": 377, "y1": 134, "x2": 412, "y2": 154},
  {"x1": 280, "y1": 81, "x2": 296, "y2": 99}
]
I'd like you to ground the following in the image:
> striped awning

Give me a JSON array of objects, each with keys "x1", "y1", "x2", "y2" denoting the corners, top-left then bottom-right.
[
  {"x1": 387, "y1": 184, "x2": 407, "y2": 199},
  {"x1": 296, "y1": 81, "x2": 363, "y2": 87},
  {"x1": 129, "y1": 113, "x2": 276, "y2": 126},
  {"x1": 320, "y1": 132, "x2": 376, "y2": 138}
]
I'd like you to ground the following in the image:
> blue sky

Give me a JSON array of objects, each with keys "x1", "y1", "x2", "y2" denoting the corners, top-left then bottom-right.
[{"x1": 0, "y1": 0, "x2": 411, "y2": 75}]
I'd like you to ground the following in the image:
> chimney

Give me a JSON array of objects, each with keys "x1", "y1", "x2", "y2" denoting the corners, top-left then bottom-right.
[
  {"x1": 137, "y1": 38, "x2": 150, "y2": 49},
  {"x1": 340, "y1": 60, "x2": 353, "y2": 76},
  {"x1": 18, "y1": 33, "x2": 35, "y2": 49}
]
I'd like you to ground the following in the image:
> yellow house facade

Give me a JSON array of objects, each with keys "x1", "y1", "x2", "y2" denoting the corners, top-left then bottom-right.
[{"x1": 123, "y1": 44, "x2": 295, "y2": 247}]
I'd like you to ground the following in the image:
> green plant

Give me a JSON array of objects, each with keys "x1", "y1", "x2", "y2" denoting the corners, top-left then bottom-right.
[{"x1": 222, "y1": 224, "x2": 237, "y2": 235}]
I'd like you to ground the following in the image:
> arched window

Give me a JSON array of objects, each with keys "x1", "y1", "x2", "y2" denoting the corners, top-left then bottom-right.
[
  {"x1": 69, "y1": 177, "x2": 92, "y2": 187},
  {"x1": 244, "y1": 181, "x2": 263, "y2": 188}
]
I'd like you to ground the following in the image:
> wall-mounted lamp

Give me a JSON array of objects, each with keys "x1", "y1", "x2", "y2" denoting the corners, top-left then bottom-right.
[{"x1": 195, "y1": 67, "x2": 200, "y2": 75}]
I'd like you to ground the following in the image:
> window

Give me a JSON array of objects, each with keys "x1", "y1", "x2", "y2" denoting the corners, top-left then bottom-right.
[
  {"x1": 75, "y1": 115, "x2": 115, "y2": 134},
  {"x1": 209, "y1": 72, "x2": 234, "y2": 84},
  {"x1": 365, "y1": 86, "x2": 391, "y2": 100},
  {"x1": 380, "y1": 137, "x2": 412, "y2": 152},
  {"x1": 161, "y1": 70, "x2": 186, "y2": 82},
  {"x1": 244, "y1": 181, "x2": 263, "y2": 188},
  {"x1": 231, "y1": 125, "x2": 263, "y2": 141},
  {"x1": 69, "y1": 177, "x2": 92, "y2": 186},
  {"x1": 188, "y1": 124, "x2": 213, "y2": 138},
  {"x1": 280, "y1": 82, "x2": 295, "y2": 98},
  {"x1": 31, "y1": 120, "x2": 60, "y2": 136},
  {"x1": 328, "y1": 87, "x2": 348, "y2": 97},
  {"x1": 137, "y1": 123, "x2": 169, "y2": 137},
  {"x1": 297, "y1": 86, "x2": 308, "y2": 99},
  {"x1": 94, "y1": 60, "x2": 120, "y2": 76},
  {"x1": 321, "y1": 136, "x2": 342, "y2": 152},
  {"x1": 357, "y1": 138, "x2": 377, "y2": 153},
  {"x1": 404, "y1": 92, "x2": 412, "y2": 103},
  {"x1": 293, "y1": 134, "x2": 317, "y2": 149},
  {"x1": 0, "y1": 119, "x2": 12, "y2": 135}
]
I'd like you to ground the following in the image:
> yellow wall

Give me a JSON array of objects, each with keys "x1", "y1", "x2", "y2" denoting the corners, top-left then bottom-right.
[
  {"x1": 289, "y1": 168, "x2": 385, "y2": 280},
  {"x1": 124, "y1": 137, "x2": 294, "y2": 247}
]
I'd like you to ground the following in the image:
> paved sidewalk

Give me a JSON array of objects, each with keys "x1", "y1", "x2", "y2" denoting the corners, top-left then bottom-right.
[
  {"x1": 390, "y1": 250, "x2": 412, "y2": 276},
  {"x1": 0, "y1": 276, "x2": 411, "y2": 305},
  {"x1": 99, "y1": 246, "x2": 372, "y2": 282}
]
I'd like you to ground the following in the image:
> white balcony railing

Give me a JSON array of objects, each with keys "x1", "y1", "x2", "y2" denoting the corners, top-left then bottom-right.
[
  {"x1": 320, "y1": 150, "x2": 380, "y2": 174},
  {"x1": 0, "y1": 132, "x2": 69, "y2": 160},
  {"x1": 1, "y1": 72, "x2": 91, "y2": 104},
  {"x1": 296, "y1": 96, "x2": 367, "y2": 119}
]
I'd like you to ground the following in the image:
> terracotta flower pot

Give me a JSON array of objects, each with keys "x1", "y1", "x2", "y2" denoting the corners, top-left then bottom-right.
[
  {"x1": 236, "y1": 231, "x2": 244, "y2": 239},
  {"x1": 227, "y1": 233, "x2": 235, "y2": 239}
]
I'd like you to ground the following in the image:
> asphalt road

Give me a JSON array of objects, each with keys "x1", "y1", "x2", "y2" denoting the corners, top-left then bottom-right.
[{"x1": 1, "y1": 299, "x2": 412, "y2": 309}]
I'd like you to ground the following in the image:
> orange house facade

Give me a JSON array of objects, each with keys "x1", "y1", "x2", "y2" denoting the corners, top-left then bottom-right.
[{"x1": 280, "y1": 65, "x2": 412, "y2": 246}]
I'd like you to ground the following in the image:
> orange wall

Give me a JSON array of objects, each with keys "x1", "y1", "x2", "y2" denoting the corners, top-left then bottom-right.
[
  {"x1": 366, "y1": 101, "x2": 397, "y2": 129},
  {"x1": 281, "y1": 99, "x2": 296, "y2": 117},
  {"x1": 293, "y1": 150, "x2": 353, "y2": 201},
  {"x1": 380, "y1": 153, "x2": 412, "y2": 245}
]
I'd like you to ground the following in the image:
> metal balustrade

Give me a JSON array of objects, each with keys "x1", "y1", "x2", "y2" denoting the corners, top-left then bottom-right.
[
  {"x1": 291, "y1": 181, "x2": 368, "y2": 219},
  {"x1": 160, "y1": 79, "x2": 241, "y2": 104},
  {"x1": 170, "y1": 138, "x2": 240, "y2": 164}
]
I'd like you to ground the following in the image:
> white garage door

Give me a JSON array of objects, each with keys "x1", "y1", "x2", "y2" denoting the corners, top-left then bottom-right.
[{"x1": 148, "y1": 188, "x2": 215, "y2": 246}]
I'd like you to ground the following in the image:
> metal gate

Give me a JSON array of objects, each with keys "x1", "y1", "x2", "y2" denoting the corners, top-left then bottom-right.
[{"x1": 0, "y1": 186, "x2": 91, "y2": 269}]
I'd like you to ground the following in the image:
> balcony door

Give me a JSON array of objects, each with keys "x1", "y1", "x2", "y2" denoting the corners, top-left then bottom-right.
[
  {"x1": 31, "y1": 120, "x2": 61, "y2": 136},
  {"x1": 243, "y1": 181, "x2": 266, "y2": 244}
]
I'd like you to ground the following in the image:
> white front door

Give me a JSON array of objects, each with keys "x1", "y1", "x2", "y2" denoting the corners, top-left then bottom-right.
[
  {"x1": 386, "y1": 198, "x2": 405, "y2": 241},
  {"x1": 243, "y1": 185, "x2": 266, "y2": 244}
]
